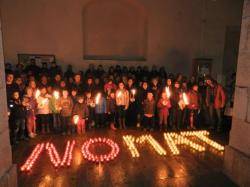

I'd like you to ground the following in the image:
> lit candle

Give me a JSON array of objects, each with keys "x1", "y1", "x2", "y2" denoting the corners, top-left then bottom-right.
[
  {"x1": 95, "y1": 93, "x2": 101, "y2": 105},
  {"x1": 35, "y1": 89, "x2": 40, "y2": 99},
  {"x1": 117, "y1": 91, "x2": 122, "y2": 98},
  {"x1": 53, "y1": 91, "x2": 60, "y2": 100},
  {"x1": 73, "y1": 115, "x2": 79, "y2": 125},
  {"x1": 183, "y1": 92, "x2": 189, "y2": 105},
  {"x1": 131, "y1": 89, "x2": 136, "y2": 97},
  {"x1": 165, "y1": 87, "x2": 171, "y2": 98}
]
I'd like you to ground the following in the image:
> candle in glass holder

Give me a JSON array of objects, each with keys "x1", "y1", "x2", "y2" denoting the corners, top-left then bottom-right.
[
  {"x1": 95, "y1": 93, "x2": 101, "y2": 105},
  {"x1": 53, "y1": 91, "x2": 60, "y2": 100},
  {"x1": 73, "y1": 115, "x2": 79, "y2": 125},
  {"x1": 131, "y1": 89, "x2": 136, "y2": 97},
  {"x1": 35, "y1": 89, "x2": 41, "y2": 99},
  {"x1": 183, "y1": 93, "x2": 189, "y2": 105},
  {"x1": 165, "y1": 87, "x2": 171, "y2": 98}
]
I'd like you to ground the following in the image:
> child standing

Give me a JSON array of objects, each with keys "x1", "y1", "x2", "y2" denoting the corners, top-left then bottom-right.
[
  {"x1": 106, "y1": 91, "x2": 117, "y2": 130},
  {"x1": 36, "y1": 87, "x2": 51, "y2": 134},
  {"x1": 49, "y1": 90, "x2": 62, "y2": 133},
  {"x1": 9, "y1": 91, "x2": 26, "y2": 145},
  {"x1": 116, "y1": 82, "x2": 129, "y2": 129},
  {"x1": 72, "y1": 96, "x2": 89, "y2": 134},
  {"x1": 187, "y1": 84, "x2": 200, "y2": 129},
  {"x1": 86, "y1": 91, "x2": 96, "y2": 128},
  {"x1": 142, "y1": 92, "x2": 156, "y2": 131},
  {"x1": 95, "y1": 92, "x2": 106, "y2": 128},
  {"x1": 23, "y1": 87, "x2": 37, "y2": 138},
  {"x1": 157, "y1": 92, "x2": 171, "y2": 131},
  {"x1": 59, "y1": 89, "x2": 73, "y2": 135}
]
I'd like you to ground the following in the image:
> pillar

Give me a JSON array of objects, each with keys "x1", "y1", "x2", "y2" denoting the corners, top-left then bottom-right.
[
  {"x1": 224, "y1": 0, "x2": 250, "y2": 186},
  {"x1": 0, "y1": 18, "x2": 17, "y2": 186}
]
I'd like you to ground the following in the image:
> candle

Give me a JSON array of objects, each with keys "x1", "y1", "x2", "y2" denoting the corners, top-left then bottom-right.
[
  {"x1": 131, "y1": 89, "x2": 136, "y2": 97},
  {"x1": 73, "y1": 115, "x2": 79, "y2": 125},
  {"x1": 95, "y1": 93, "x2": 101, "y2": 105},
  {"x1": 183, "y1": 93, "x2": 189, "y2": 105},
  {"x1": 53, "y1": 91, "x2": 60, "y2": 100},
  {"x1": 35, "y1": 89, "x2": 40, "y2": 99},
  {"x1": 165, "y1": 87, "x2": 171, "y2": 98},
  {"x1": 117, "y1": 91, "x2": 122, "y2": 98}
]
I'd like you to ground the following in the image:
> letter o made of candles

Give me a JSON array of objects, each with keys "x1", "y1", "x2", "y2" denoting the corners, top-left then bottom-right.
[{"x1": 81, "y1": 138, "x2": 120, "y2": 162}]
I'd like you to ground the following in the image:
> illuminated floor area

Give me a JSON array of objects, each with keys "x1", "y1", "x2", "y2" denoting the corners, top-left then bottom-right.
[{"x1": 13, "y1": 129, "x2": 236, "y2": 187}]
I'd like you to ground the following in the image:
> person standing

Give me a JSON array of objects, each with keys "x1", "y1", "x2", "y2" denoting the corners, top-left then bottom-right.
[
  {"x1": 205, "y1": 77, "x2": 226, "y2": 132},
  {"x1": 115, "y1": 82, "x2": 129, "y2": 129}
]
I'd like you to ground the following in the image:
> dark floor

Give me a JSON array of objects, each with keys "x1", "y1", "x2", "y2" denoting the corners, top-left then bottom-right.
[{"x1": 13, "y1": 129, "x2": 237, "y2": 187}]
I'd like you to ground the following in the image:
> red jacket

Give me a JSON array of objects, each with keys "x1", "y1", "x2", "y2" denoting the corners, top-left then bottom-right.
[
  {"x1": 157, "y1": 98, "x2": 171, "y2": 115},
  {"x1": 206, "y1": 84, "x2": 226, "y2": 109},
  {"x1": 188, "y1": 90, "x2": 200, "y2": 110}
]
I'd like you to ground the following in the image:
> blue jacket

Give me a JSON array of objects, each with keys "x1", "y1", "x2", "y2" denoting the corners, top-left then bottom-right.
[{"x1": 95, "y1": 97, "x2": 106, "y2": 114}]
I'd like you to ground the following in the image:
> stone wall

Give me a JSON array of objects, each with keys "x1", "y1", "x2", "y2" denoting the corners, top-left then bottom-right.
[
  {"x1": 0, "y1": 18, "x2": 17, "y2": 187},
  {"x1": 224, "y1": 0, "x2": 250, "y2": 186},
  {"x1": 0, "y1": 0, "x2": 243, "y2": 80}
]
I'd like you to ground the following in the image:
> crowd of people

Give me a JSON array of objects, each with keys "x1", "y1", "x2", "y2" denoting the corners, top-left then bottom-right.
[{"x1": 5, "y1": 60, "x2": 226, "y2": 146}]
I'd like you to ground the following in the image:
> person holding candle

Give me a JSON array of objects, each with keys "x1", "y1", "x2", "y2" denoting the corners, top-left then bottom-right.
[
  {"x1": 172, "y1": 81, "x2": 183, "y2": 131},
  {"x1": 8, "y1": 91, "x2": 27, "y2": 145},
  {"x1": 116, "y1": 82, "x2": 129, "y2": 129},
  {"x1": 86, "y1": 91, "x2": 96, "y2": 128},
  {"x1": 126, "y1": 78, "x2": 138, "y2": 127},
  {"x1": 142, "y1": 91, "x2": 156, "y2": 131},
  {"x1": 49, "y1": 90, "x2": 62, "y2": 133},
  {"x1": 36, "y1": 86, "x2": 51, "y2": 134},
  {"x1": 95, "y1": 92, "x2": 107, "y2": 128},
  {"x1": 157, "y1": 91, "x2": 171, "y2": 131},
  {"x1": 187, "y1": 84, "x2": 201, "y2": 129},
  {"x1": 59, "y1": 89, "x2": 73, "y2": 135},
  {"x1": 106, "y1": 90, "x2": 117, "y2": 130},
  {"x1": 72, "y1": 95, "x2": 89, "y2": 134},
  {"x1": 23, "y1": 87, "x2": 37, "y2": 138}
]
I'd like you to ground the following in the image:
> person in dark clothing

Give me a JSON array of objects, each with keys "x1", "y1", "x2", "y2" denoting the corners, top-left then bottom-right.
[
  {"x1": 6, "y1": 72, "x2": 19, "y2": 103},
  {"x1": 8, "y1": 91, "x2": 27, "y2": 145},
  {"x1": 171, "y1": 81, "x2": 183, "y2": 130},
  {"x1": 72, "y1": 95, "x2": 89, "y2": 134},
  {"x1": 106, "y1": 91, "x2": 117, "y2": 130},
  {"x1": 142, "y1": 92, "x2": 156, "y2": 131}
]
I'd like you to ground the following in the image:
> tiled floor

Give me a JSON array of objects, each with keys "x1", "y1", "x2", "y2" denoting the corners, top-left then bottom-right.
[{"x1": 13, "y1": 129, "x2": 237, "y2": 187}]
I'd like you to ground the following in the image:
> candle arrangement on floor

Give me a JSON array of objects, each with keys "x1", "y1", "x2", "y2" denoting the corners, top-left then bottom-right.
[{"x1": 81, "y1": 137, "x2": 120, "y2": 163}]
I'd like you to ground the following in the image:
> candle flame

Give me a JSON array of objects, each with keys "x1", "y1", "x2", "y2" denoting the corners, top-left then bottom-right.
[
  {"x1": 183, "y1": 93, "x2": 189, "y2": 105},
  {"x1": 35, "y1": 89, "x2": 40, "y2": 99},
  {"x1": 95, "y1": 93, "x2": 101, "y2": 104},
  {"x1": 165, "y1": 87, "x2": 171, "y2": 98},
  {"x1": 53, "y1": 91, "x2": 60, "y2": 100},
  {"x1": 73, "y1": 115, "x2": 79, "y2": 125}
]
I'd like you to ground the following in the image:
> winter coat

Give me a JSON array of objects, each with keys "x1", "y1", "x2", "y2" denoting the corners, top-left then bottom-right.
[
  {"x1": 72, "y1": 102, "x2": 89, "y2": 119},
  {"x1": 157, "y1": 98, "x2": 171, "y2": 116},
  {"x1": 59, "y1": 97, "x2": 73, "y2": 117},
  {"x1": 206, "y1": 84, "x2": 226, "y2": 109}
]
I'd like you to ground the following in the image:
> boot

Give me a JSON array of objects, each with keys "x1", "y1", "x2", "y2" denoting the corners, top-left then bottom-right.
[
  {"x1": 122, "y1": 119, "x2": 126, "y2": 129},
  {"x1": 118, "y1": 119, "x2": 122, "y2": 129}
]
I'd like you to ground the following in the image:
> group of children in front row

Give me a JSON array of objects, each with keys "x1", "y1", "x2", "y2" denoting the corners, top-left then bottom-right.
[{"x1": 8, "y1": 79, "x2": 200, "y2": 146}]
